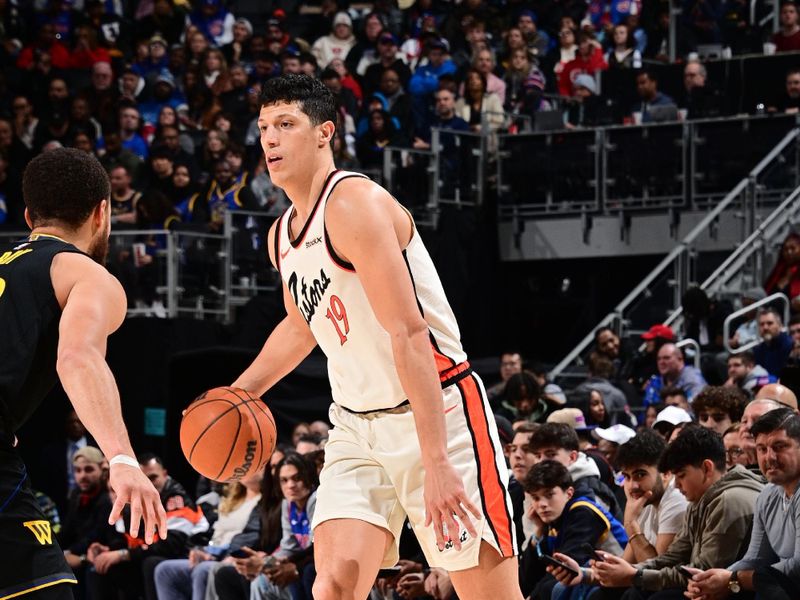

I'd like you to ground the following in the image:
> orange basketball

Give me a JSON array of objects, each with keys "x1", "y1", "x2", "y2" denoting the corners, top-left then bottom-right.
[{"x1": 180, "y1": 387, "x2": 276, "y2": 482}]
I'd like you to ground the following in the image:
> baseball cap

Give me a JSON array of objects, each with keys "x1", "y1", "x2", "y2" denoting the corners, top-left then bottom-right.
[
  {"x1": 379, "y1": 32, "x2": 398, "y2": 45},
  {"x1": 523, "y1": 70, "x2": 546, "y2": 91},
  {"x1": 333, "y1": 12, "x2": 352, "y2": 28},
  {"x1": 641, "y1": 324, "x2": 675, "y2": 341},
  {"x1": 235, "y1": 17, "x2": 253, "y2": 36},
  {"x1": 654, "y1": 405, "x2": 692, "y2": 426},
  {"x1": 742, "y1": 287, "x2": 767, "y2": 301},
  {"x1": 518, "y1": 9, "x2": 538, "y2": 23},
  {"x1": 428, "y1": 38, "x2": 449, "y2": 51},
  {"x1": 72, "y1": 445, "x2": 105, "y2": 464},
  {"x1": 547, "y1": 408, "x2": 594, "y2": 430},
  {"x1": 155, "y1": 70, "x2": 176, "y2": 88},
  {"x1": 593, "y1": 424, "x2": 636, "y2": 445},
  {"x1": 573, "y1": 73, "x2": 597, "y2": 95},
  {"x1": 149, "y1": 34, "x2": 168, "y2": 48}
]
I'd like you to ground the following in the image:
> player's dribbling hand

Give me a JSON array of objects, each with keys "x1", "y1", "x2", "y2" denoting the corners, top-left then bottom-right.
[
  {"x1": 108, "y1": 462, "x2": 168, "y2": 545},
  {"x1": 423, "y1": 461, "x2": 481, "y2": 552}
]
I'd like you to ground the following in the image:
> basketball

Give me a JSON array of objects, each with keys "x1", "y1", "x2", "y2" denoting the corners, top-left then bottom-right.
[{"x1": 180, "y1": 387, "x2": 276, "y2": 482}]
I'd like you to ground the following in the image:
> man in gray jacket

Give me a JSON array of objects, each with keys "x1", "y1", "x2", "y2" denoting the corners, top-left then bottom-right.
[
  {"x1": 590, "y1": 426, "x2": 763, "y2": 599},
  {"x1": 687, "y1": 408, "x2": 800, "y2": 600}
]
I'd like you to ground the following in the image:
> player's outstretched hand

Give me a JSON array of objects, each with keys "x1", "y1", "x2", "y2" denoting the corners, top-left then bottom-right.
[
  {"x1": 108, "y1": 462, "x2": 167, "y2": 544},
  {"x1": 423, "y1": 461, "x2": 481, "y2": 551}
]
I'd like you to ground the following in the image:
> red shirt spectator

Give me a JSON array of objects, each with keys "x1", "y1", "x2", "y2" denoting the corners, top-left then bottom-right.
[
  {"x1": 558, "y1": 32, "x2": 607, "y2": 96},
  {"x1": 17, "y1": 23, "x2": 70, "y2": 70},
  {"x1": 68, "y1": 25, "x2": 111, "y2": 70},
  {"x1": 772, "y1": 1, "x2": 800, "y2": 51}
]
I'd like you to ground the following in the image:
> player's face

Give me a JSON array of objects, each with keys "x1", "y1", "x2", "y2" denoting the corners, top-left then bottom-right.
[
  {"x1": 88, "y1": 201, "x2": 111, "y2": 265},
  {"x1": 258, "y1": 102, "x2": 331, "y2": 188},
  {"x1": 73, "y1": 458, "x2": 103, "y2": 492},
  {"x1": 279, "y1": 464, "x2": 310, "y2": 503},
  {"x1": 529, "y1": 485, "x2": 572, "y2": 523}
]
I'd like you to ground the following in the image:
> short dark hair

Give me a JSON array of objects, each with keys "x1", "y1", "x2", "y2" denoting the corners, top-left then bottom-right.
[
  {"x1": 137, "y1": 452, "x2": 165, "y2": 467},
  {"x1": 637, "y1": 69, "x2": 657, "y2": 83},
  {"x1": 275, "y1": 451, "x2": 318, "y2": 490},
  {"x1": 729, "y1": 350, "x2": 756, "y2": 366},
  {"x1": 759, "y1": 307, "x2": 783, "y2": 324},
  {"x1": 523, "y1": 460, "x2": 573, "y2": 494},
  {"x1": 259, "y1": 73, "x2": 337, "y2": 127},
  {"x1": 789, "y1": 314, "x2": 800, "y2": 328},
  {"x1": 659, "y1": 425, "x2": 726, "y2": 473},
  {"x1": 505, "y1": 371, "x2": 541, "y2": 405},
  {"x1": 588, "y1": 352, "x2": 614, "y2": 379},
  {"x1": 660, "y1": 386, "x2": 687, "y2": 402},
  {"x1": 23, "y1": 147, "x2": 110, "y2": 229},
  {"x1": 296, "y1": 432, "x2": 322, "y2": 446},
  {"x1": 751, "y1": 407, "x2": 800, "y2": 444},
  {"x1": 616, "y1": 429, "x2": 666, "y2": 470},
  {"x1": 529, "y1": 422, "x2": 580, "y2": 453},
  {"x1": 691, "y1": 386, "x2": 747, "y2": 422}
]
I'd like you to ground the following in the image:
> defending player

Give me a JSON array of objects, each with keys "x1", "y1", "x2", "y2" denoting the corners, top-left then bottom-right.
[
  {"x1": 231, "y1": 74, "x2": 522, "y2": 599},
  {"x1": 0, "y1": 149, "x2": 166, "y2": 599}
]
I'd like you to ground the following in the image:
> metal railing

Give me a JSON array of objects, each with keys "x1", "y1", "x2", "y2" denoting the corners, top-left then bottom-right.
[
  {"x1": 498, "y1": 113, "x2": 800, "y2": 221},
  {"x1": 549, "y1": 126, "x2": 800, "y2": 381},
  {"x1": 0, "y1": 207, "x2": 285, "y2": 322},
  {"x1": 676, "y1": 338, "x2": 701, "y2": 369},
  {"x1": 723, "y1": 292, "x2": 790, "y2": 354}
]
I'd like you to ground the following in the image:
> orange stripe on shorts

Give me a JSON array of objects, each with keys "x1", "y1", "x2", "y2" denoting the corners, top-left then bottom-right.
[{"x1": 457, "y1": 375, "x2": 515, "y2": 557}]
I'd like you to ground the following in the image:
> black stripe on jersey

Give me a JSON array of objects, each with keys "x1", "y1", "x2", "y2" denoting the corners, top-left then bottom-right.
[
  {"x1": 401, "y1": 249, "x2": 457, "y2": 369},
  {"x1": 273, "y1": 213, "x2": 284, "y2": 273},
  {"x1": 467, "y1": 373, "x2": 516, "y2": 553},
  {"x1": 289, "y1": 169, "x2": 340, "y2": 248},
  {"x1": 321, "y1": 172, "x2": 370, "y2": 272},
  {"x1": 454, "y1": 378, "x2": 501, "y2": 553}
]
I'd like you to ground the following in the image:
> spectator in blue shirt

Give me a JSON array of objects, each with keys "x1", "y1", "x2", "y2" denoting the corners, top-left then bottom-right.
[
  {"x1": 754, "y1": 307, "x2": 794, "y2": 378},
  {"x1": 409, "y1": 38, "x2": 457, "y2": 126},
  {"x1": 118, "y1": 104, "x2": 148, "y2": 160},
  {"x1": 630, "y1": 69, "x2": 676, "y2": 123},
  {"x1": 644, "y1": 343, "x2": 707, "y2": 406}
]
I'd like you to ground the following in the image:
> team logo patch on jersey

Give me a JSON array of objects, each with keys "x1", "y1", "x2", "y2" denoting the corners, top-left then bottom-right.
[
  {"x1": 23, "y1": 520, "x2": 53, "y2": 545},
  {"x1": 305, "y1": 236, "x2": 322, "y2": 249}
]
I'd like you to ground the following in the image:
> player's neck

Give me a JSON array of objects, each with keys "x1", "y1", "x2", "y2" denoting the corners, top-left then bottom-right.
[
  {"x1": 286, "y1": 160, "x2": 337, "y2": 221},
  {"x1": 30, "y1": 225, "x2": 92, "y2": 253}
]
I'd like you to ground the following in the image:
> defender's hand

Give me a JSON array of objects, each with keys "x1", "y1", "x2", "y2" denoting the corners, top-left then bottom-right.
[
  {"x1": 423, "y1": 461, "x2": 481, "y2": 551},
  {"x1": 108, "y1": 463, "x2": 167, "y2": 544}
]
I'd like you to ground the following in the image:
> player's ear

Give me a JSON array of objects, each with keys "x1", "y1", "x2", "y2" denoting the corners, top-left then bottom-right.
[
  {"x1": 94, "y1": 199, "x2": 109, "y2": 229},
  {"x1": 319, "y1": 120, "x2": 335, "y2": 147},
  {"x1": 24, "y1": 207, "x2": 33, "y2": 230}
]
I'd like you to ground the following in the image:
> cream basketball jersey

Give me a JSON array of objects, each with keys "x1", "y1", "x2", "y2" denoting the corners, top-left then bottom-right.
[{"x1": 274, "y1": 170, "x2": 468, "y2": 413}]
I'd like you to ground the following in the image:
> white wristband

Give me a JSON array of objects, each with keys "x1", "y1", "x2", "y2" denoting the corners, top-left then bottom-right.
[{"x1": 109, "y1": 454, "x2": 140, "y2": 468}]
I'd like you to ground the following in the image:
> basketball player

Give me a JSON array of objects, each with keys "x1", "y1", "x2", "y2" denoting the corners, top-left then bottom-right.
[
  {"x1": 231, "y1": 75, "x2": 522, "y2": 599},
  {"x1": 0, "y1": 149, "x2": 166, "y2": 599}
]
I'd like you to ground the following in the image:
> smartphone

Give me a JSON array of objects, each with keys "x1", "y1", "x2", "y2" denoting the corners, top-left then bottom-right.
[
  {"x1": 376, "y1": 566, "x2": 402, "y2": 578},
  {"x1": 678, "y1": 566, "x2": 695, "y2": 580},
  {"x1": 581, "y1": 542, "x2": 604, "y2": 562},
  {"x1": 229, "y1": 549, "x2": 250, "y2": 559},
  {"x1": 540, "y1": 554, "x2": 580, "y2": 578}
]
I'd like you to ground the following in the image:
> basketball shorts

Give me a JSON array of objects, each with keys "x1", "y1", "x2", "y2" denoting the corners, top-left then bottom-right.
[
  {"x1": 311, "y1": 368, "x2": 518, "y2": 571},
  {"x1": 0, "y1": 435, "x2": 76, "y2": 600}
]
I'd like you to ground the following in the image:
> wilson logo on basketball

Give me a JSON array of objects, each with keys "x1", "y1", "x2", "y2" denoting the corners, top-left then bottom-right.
[{"x1": 231, "y1": 440, "x2": 258, "y2": 480}]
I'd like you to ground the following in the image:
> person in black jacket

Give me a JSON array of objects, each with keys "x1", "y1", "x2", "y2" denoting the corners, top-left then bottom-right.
[{"x1": 86, "y1": 454, "x2": 208, "y2": 600}]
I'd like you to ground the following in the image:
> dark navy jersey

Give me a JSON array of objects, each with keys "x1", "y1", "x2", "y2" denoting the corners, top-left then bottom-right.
[{"x1": 0, "y1": 234, "x2": 85, "y2": 432}]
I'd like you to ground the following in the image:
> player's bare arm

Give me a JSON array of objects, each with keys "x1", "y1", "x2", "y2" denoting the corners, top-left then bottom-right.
[
  {"x1": 52, "y1": 252, "x2": 167, "y2": 543},
  {"x1": 325, "y1": 177, "x2": 480, "y2": 550},
  {"x1": 232, "y1": 220, "x2": 317, "y2": 396}
]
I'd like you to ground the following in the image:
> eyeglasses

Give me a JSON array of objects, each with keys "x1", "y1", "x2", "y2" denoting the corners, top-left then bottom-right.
[
  {"x1": 725, "y1": 447, "x2": 744, "y2": 459},
  {"x1": 699, "y1": 412, "x2": 728, "y2": 423}
]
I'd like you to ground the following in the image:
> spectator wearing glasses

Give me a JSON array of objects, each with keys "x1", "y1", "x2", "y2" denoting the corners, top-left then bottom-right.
[
  {"x1": 723, "y1": 424, "x2": 749, "y2": 471},
  {"x1": 692, "y1": 386, "x2": 747, "y2": 436},
  {"x1": 687, "y1": 408, "x2": 800, "y2": 600}
]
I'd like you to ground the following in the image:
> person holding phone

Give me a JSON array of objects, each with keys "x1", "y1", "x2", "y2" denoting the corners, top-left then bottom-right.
[{"x1": 519, "y1": 461, "x2": 627, "y2": 599}]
